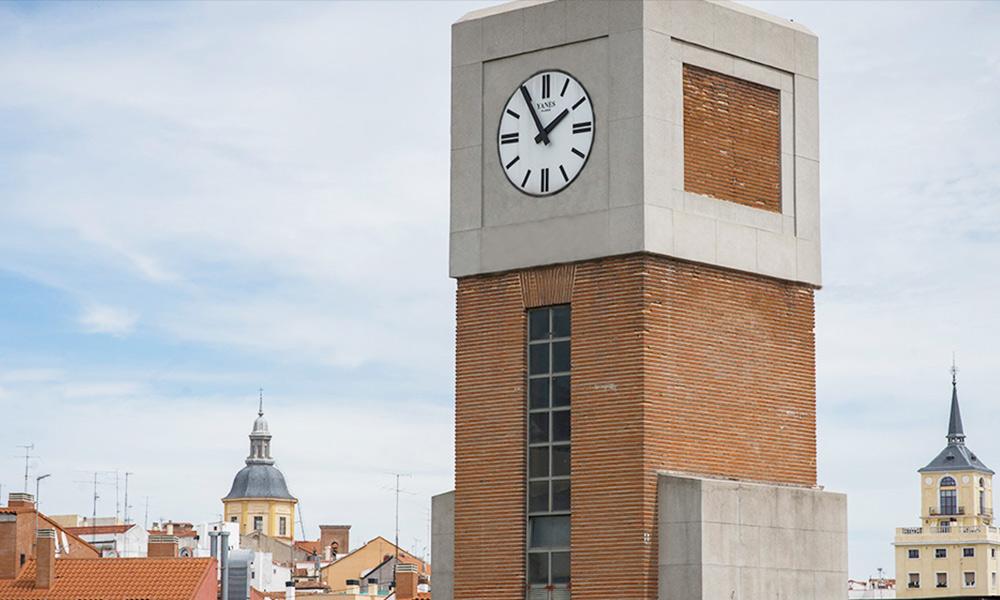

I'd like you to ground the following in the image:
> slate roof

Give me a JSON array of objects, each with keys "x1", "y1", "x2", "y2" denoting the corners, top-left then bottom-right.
[
  {"x1": 223, "y1": 464, "x2": 296, "y2": 501},
  {"x1": 0, "y1": 557, "x2": 216, "y2": 600},
  {"x1": 920, "y1": 380, "x2": 994, "y2": 474}
]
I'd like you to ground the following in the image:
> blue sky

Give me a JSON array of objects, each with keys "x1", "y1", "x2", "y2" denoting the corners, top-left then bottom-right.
[{"x1": 1, "y1": 0, "x2": 999, "y2": 579}]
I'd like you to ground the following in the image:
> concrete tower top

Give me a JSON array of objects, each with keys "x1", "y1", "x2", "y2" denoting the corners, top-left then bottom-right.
[{"x1": 450, "y1": 0, "x2": 820, "y2": 285}]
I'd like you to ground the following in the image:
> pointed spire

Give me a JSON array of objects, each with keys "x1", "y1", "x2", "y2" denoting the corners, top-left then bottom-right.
[
  {"x1": 258, "y1": 387, "x2": 264, "y2": 417},
  {"x1": 947, "y1": 359, "x2": 965, "y2": 445}
]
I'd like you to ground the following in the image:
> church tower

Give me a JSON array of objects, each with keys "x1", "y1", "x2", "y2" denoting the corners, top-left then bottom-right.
[
  {"x1": 223, "y1": 396, "x2": 297, "y2": 542},
  {"x1": 895, "y1": 370, "x2": 997, "y2": 597},
  {"x1": 433, "y1": 1, "x2": 846, "y2": 599}
]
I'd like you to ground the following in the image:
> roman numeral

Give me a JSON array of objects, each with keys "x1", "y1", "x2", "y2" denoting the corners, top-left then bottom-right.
[
  {"x1": 572, "y1": 96, "x2": 587, "y2": 110},
  {"x1": 540, "y1": 168, "x2": 550, "y2": 193},
  {"x1": 541, "y1": 74, "x2": 551, "y2": 99},
  {"x1": 560, "y1": 78, "x2": 570, "y2": 98},
  {"x1": 500, "y1": 132, "x2": 519, "y2": 144},
  {"x1": 521, "y1": 169, "x2": 532, "y2": 188},
  {"x1": 559, "y1": 165, "x2": 569, "y2": 182},
  {"x1": 505, "y1": 156, "x2": 520, "y2": 169},
  {"x1": 571, "y1": 147, "x2": 585, "y2": 159},
  {"x1": 572, "y1": 121, "x2": 592, "y2": 134},
  {"x1": 506, "y1": 108, "x2": 520, "y2": 119}
]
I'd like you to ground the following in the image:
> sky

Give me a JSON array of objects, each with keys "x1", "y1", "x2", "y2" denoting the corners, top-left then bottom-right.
[{"x1": 0, "y1": 0, "x2": 999, "y2": 580}]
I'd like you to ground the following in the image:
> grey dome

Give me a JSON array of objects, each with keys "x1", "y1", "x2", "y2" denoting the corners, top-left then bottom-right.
[{"x1": 224, "y1": 464, "x2": 296, "y2": 501}]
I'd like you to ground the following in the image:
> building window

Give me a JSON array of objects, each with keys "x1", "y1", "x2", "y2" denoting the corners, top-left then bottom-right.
[
  {"x1": 253, "y1": 516, "x2": 263, "y2": 531},
  {"x1": 964, "y1": 572, "x2": 976, "y2": 588},
  {"x1": 941, "y1": 476, "x2": 957, "y2": 487},
  {"x1": 965, "y1": 547, "x2": 975, "y2": 558},
  {"x1": 230, "y1": 516, "x2": 238, "y2": 523},
  {"x1": 940, "y1": 519, "x2": 951, "y2": 532},
  {"x1": 908, "y1": 549, "x2": 920, "y2": 559},
  {"x1": 279, "y1": 517, "x2": 287, "y2": 536},
  {"x1": 937, "y1": 572, "x2": 948, "y2": 588},
  {"x1": 940, "y1": 488, "x2": 958, "y2": 515},
  {"x1": 936, "y1": 548, "x2": 947, "y2": 559},
  {"x1": 908, "y1": 573, "x2": 920, "y2": 589},
  {"x1": 991, "y1": 572, "x2": 996, "y2": 589},
  {"x1": 993, "y1": 548, "x2": 997, "y2": 558},
  {"x1": 527, "y1": 305, "x2": 571, "y2": 596}
]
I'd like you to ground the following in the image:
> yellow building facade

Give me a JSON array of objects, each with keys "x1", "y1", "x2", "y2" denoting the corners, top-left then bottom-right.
[
  {"x1": 895, "y1": 372, "x2": 998, "y2": 597},
  {"x1": 222, "y1": 400, "x2": 298, "y2": 542}
]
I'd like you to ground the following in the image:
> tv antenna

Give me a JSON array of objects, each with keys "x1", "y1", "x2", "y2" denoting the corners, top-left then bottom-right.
[{"x1": 16, "y1": 444, "x2": 36, "y2": 492}]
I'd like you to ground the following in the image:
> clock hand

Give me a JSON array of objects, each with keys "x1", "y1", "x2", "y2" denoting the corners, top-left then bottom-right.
[
  {"x1": 534, "y1": 108, "x2": 570, "y2": 144},
  {"x1": 520, "y1": 85, "x2": 550, "y2": 145}
]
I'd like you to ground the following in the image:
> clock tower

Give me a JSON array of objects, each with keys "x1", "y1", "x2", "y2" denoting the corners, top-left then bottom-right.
[{"x1": 434, "y1": 2, "x2": 845, "y2": 599}]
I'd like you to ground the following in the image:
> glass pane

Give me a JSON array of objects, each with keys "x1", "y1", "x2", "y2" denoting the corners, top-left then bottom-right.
[
  {"x1": 552, "y1": 306, "x2": 570, "y2": 337},
  {"x1": 529, "y1": 481, "x2": 549, "y2": 513},
  {"x1": 552, "y1": 376, "x2": 570, "y2": 406},
  {"x1": 529, "y1": 515, "x2": 570, "y2": 548},
  {"x1": 552, "y1": 445, "x2": 570, "y2": 476},
  {"x1": 551, "y1": 341, "x2": 570, "y2": 373},
  {"x1": 529, "y1": 412, "x2": 549, "y2": 444},
  {"x1": 552, "y1": 479, "x2": 570, "y2": 511},
  {"x1": 552, "y1": 410, "x2": 570, "y2": 442},
  {"x1": 529, "y1": 378, "x2": 549, "y2": 409},
  {"x1": 529, "y1": 310, "x2": 549, "y2": 341},
  {"x1": 528, "y1": 552, "x2": 548, "y2": 584},
  {"x1": 529, "y1": 344, "x2": 549, "y2": 375},
  {"x1": 551, "y1": 552, "x2": 570, "y2": 584},
  {"x1": 529, "y1": 447, "x2": 549, "y2": 478}
]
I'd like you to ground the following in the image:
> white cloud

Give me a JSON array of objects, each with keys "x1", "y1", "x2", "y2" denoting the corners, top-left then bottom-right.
[{"x1": 79, "y1": 304, "x2": 138, "y2": 337}]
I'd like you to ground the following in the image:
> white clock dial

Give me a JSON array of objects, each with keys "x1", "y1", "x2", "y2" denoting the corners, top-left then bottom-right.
[{"x1": 497, "y1": 70, "x2": 595, "y2": 196}]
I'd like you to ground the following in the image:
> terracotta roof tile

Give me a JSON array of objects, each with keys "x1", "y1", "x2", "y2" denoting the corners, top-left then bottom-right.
[
  {"x1": 65, "y1": 524, "x2": 135, "y2": 536},
  {"x1": 0, "y1": 557, "x2": 216, "y2": 600}
]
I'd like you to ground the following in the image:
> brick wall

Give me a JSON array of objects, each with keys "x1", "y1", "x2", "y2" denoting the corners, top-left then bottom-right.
[
  {"x1": 683, "y1": 64, "x2": 782, "y2": 212},
  {"x1": 453, "y1": 254, "x2": 816, "y2": 600}
]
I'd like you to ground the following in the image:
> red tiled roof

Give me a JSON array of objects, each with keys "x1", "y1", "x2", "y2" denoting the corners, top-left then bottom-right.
[
  {"x1": 149, "y1": 529, "x2": 199, "y2": 538},
  {"x1": 0, "y1": 557, "x2": 216, "y2": 600},
  {"x1": 294, "y1": 540, "x2": 321, "y2": 554},
  {"x1": 65, "y1": 524, "x2": 135, "y2": 536},
  {"x1": 0, "y1": 508, "x2": 100, "y2": 556}
]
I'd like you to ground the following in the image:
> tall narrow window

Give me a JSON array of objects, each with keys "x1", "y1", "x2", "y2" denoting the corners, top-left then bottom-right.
[
  {"x1": 940, "y1": 488, "x2": 958, "y2": 515},
  {"x1": 253, "y1": 516, "x2": 263, "y2": 532},
  {"x1": 527, "y1": 306, "x2": 570, "y2": 598},
  {"x1": 279, "y1": 516, "x2": 287, "y2": 536}
]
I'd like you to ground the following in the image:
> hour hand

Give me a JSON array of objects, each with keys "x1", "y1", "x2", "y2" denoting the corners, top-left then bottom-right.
[
  {"x1": 534, "y1": 109, "x2": 569, "y2": 144},
  {"x1": 520, "y1": 85, "x2": 550, "y2": 145}
]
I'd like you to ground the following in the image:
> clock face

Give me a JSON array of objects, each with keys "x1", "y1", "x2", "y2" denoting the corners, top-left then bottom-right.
[{"x1": 497, "y1": 70, "x2": 595, "y2": 196}]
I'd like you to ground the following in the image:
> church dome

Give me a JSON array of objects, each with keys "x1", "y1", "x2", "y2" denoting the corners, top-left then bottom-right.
[
  {"x1": 224, "y1": 464, "x2": 296, "y2": 500},
  {"x1": 223, "y1": 396, "x2": 297, "y2": 502}
]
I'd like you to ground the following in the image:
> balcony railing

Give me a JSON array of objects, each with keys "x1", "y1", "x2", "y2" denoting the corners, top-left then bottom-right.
[
  {"x1": 930, "y1": 506, "x2": 965, "y2": 516},
  {"x1": 898, "y1": 525, "x2": 1000, "y2": 536}
]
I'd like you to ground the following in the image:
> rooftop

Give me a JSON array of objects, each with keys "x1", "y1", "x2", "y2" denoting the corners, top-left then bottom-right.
[{"x1": 0, "y1": 557, "x2": 216, "y2": 600}]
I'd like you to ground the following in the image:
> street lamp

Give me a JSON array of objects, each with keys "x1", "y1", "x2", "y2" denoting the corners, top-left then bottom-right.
[{"x1": 34, "y1": 474, "x2": 52, "y2": 555}]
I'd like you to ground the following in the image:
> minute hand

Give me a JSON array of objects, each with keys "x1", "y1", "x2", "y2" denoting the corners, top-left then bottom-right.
[
  {"x1": 520, "y1": 86, "x2": 550, "y2": 145},
  {"x1": 534, "y1": 109, "x2": 570, "y2": 144}
]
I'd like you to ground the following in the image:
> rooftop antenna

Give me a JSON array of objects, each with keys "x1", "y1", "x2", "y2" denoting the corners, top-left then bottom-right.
[
  {"x1": 124, "y1": 472, "x2": 134, "y2": 524},
  {"x1": 144, "y1": 496, "x2": 149, "y2": 530},
  {"x1": 16, "y1": 444, "x2": 35, "y2": 492},
  {"x1": 386, "y1": 473, "x2": 413, "y2": 588}
]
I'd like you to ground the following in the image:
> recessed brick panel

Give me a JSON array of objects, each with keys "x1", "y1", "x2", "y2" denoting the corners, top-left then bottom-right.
[
  {"x1": 454, "y1": 254, "x2": 816, "y2": 600},
  {"x1": 683, "y1": 64, "x2": 782, "y2": 212}
]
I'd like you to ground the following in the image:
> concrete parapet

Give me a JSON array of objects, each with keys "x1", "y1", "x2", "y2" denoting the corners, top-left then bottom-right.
[{"x1": 659, "y1": 473, "x2": 847, "y2": 600}]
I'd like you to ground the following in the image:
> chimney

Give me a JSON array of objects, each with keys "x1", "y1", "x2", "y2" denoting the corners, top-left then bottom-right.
[
  {"x1": 219, "y1": 530, "x2": 229, "y2": 600},
  {"x1": 318, "y1": 525, "x2": 350, "y2": 560},
  {"x1": 344, "y1": 579, "x2": 361, "y2": 594},
  {"x1": 285, "y1": 580, "x2": 296, "y2": 600},
  {"x1": 36, "y1": 529, "x2": 56, "y2": 590},
  {"x1": 7, "y1": 493, "x2": 35, "y2": 509},
  {"x1": 0, "y1": 514, "x2": 19, "y2": 579},
  {"x1": 395, "y1": 564, "x2": 418, "y2": 600},
  {"x1": 209, "y1": 531, "x2": 219, "y2": 560},
  {"x1": 147, "y1": 534, "x2": 179, "y2": 557}
]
